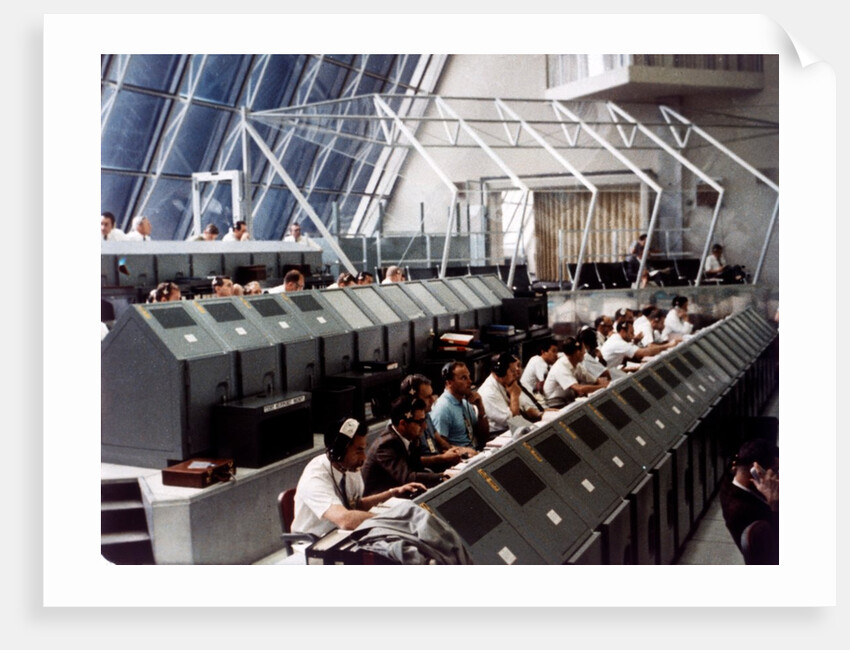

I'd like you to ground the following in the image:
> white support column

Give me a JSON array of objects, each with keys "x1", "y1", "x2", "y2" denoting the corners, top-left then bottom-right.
[
  {"x1": 608, "y1": 102, "x2": 726, "y2": 287},
  {"x1": 242, "y1": 119, "x2": 359, "y2": 275},
  {"x1": 659, "y1": 105, "x2": 779, "y2": 284},
  {"x1": 373, "y1": 94, "x2": 459, "y2": 277},
  {"x1": 497, "y1": 99, "x2": 600, "y2": 293},
  {"x1": 240, "y1": 107, "x2": 253, "y2": 233},
  {"x1": 435, "y1": 96, "x2": 531, "y2": 286},
  {"x1": 553, "y1": 101, "x2": 665, "y2": 289}
]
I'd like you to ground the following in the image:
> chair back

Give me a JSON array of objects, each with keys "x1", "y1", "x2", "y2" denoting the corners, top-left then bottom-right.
[{"x1": 278, "y1": 488, "x2": 297, "y2": 534}]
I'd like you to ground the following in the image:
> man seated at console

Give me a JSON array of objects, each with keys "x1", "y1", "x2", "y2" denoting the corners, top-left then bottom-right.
[
  {"x1": 543, "y1": 336, "x2": 609, "y2": 409},
  {"x1": 430, "y1": 361, "x2": 491, "y2": 450},
  {"x1": 519, "y1": 340, "x2": 560, "y2": 397},
  {"x1": 267, "y1": 268, "x2": 305, "y2": 294},
  {"x1": 291, "y1": 417, "x2": 426, "y2": 538},
  {"x1": 662, "y1": 295, "x2": 694, "y2": 341},
  {"x1": 399, "y1": 373, "x2": 475, "y2": 472},
  {"x1": 601, "y1": 319, "x2": 675, "y2": 370},
  {"x1": 479, "y1": 351, "x2": 545, "y2": 434},
  {"x1": 361, "y1": 396, "x2": 448, "y2": 497},
  {"x1": 633, "y1": 307, "x2": 669, "y2": 346}
]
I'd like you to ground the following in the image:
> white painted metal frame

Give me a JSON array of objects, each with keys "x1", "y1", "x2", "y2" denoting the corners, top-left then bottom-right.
[
  {"x1": 496, "y1": 99, "x2": 600, "y2": 293},
  {"x1": 659, "y1": 105, "x2": 779, "y2": 284},
  {"x1": 435, "y1": 96, "x2": 531, "y2": 287},
  {"x1": 373, "y1": 95, "x2": 459, "y2": 278},
  {"x1": 190, "y1": 170, "x2": 245, "y2": 234},
  {"x1": 552, "y1": 101, "x2": 665, "y2": 289},
  {"x1": 241, "y1": 118, "x2": 360, "y2": 275},
  {"x1": 608, "y1": 102, "x2": 726, "y2": 287}
]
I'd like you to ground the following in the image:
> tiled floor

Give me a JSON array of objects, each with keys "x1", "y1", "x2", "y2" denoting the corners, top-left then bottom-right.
[
  {"x1": 675, "y1": 388, "x2": 778, "y2": 565},
  {"x1": 675, "y1": 496, "x2": 744, "y2": 565}
]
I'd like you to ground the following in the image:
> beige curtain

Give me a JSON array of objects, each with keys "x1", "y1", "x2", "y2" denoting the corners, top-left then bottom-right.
[{"x1": 534, "y1": 186, "x2": 645, "y2": 282}]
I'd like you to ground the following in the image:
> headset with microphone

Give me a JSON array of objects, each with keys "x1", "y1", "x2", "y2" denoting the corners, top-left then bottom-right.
[
  {"x1": 491, "y1": 351, "x2": 516, "y2": 378},
  {"x1": 441, "y1": 361, "x2": 457, "y2": 383},
  {"x1": 400, "y1": 373, "x2": 430, "y2": 398},
  {"x1": 326, "y1": 417, "x2": 366, "y2": 464}
]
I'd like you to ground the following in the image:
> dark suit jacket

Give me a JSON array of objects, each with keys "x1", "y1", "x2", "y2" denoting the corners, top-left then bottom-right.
[
  {"x1": 361, "y1": 426, "x2": 442, "y2": 496},
  {"x1": 718, "y1": 477, "x2": 778, "y2": 564}
]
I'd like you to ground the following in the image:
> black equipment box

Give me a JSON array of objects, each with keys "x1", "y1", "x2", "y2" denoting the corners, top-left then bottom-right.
[{"x1": 213, "y1": 392, "x2": 312, "y2": 468}]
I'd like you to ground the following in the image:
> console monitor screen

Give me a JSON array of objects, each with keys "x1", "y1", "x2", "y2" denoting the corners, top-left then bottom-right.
[
  {"x1": 289, "y1": 293, "x2": 323, "y2": 313},
  {"x1": 654, "y1": 364, "x2": 682, "y2": 388},
  {"x1": 352, "y1": 287, "x2": 401, "y2": 323},
  {"x1": 250, "y1": 296, "x2": 286, "y2": 318},
  {"x1": 638, "y1": 374, "x2": 668, "y2": 399},
  {"x1": 406, "y1": 282, "x2": 449, "y2": 314},
  {"x1": 533, "y1": 432, "x2": 582, "y2": 475},
  {"x1": 566, "y1": 414, "x2": 609, "y2": 450},
  {"x1": 595, "y1": 398, "x2": 631, "y2": 430},
  {"x1": 618, "y1": 385, "x2": 651, "y2": 413},
  {"x1": 464, "y1": 276, "x2": 501, "y2": 306},
  {"x1": 150, "y1": 306, "x2": 197, "y2": 330},
  {"x1": 380, "y1": 284, "x2": 426, "y2": 320},
  {"x1": 669, "y1": 355, "x2": 693, "y2": 378},
  {"x1": 435, "y1": 486, "x2": 503, "y2": 546},
  {"x1": 491, "y1": 457, "x2": 546, "y2": 506},
  {"x1": 426, "y1": 280, "x2": 467, "y2": 312},
  {"x1": 322, "y1": 290, "x2": 373, "y2": 329},
  {"x1": 447, "y1": 278, "x2": 487, "y2": 308},
  {"x1": 680, "y1": 349, "x2": 704, "y2": 370},
  {"x1": 204, "y1": 301, "x2": 245, "y2": 323}
]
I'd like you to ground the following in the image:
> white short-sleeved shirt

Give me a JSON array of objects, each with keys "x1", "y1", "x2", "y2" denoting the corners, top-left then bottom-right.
[
  {"x1": 124, "y1": 231, "x2": 150, "y2": 241},
  {"x1": 291, "y1": 453, "x2": 364, "y2": 538},
  {"x1": 543, "y1": 357, "x2": 592, "y2": 409},
  {"x1": 478, "y1": 374, "x2": 537, "y2": 433},
  {"x1": 705, "y1": 254, "x2": 726, "y2": 274},
  {"x1": 634, "y1": 316, "x2": 655, "y2": 347},
  {"x1": 600, "y1": 332, "x2": 639, "y2": 368},
  {"x1": 662, "y1": 309, "x2": 693, "y2": 339},
  {"x1": 520, "y1": 355, "x2": 550, "y2": 394},
  {"x1": 103, "y1": 229, "x2": 126, "y2": 242}
]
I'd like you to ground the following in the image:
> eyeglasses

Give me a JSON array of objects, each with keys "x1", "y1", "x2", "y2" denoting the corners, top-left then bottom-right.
[{"x1": 409, "y1": 417, "x2": 427, "y2": 425}]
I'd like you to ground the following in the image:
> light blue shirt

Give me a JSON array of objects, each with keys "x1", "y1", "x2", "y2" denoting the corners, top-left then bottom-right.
[{"x1": 430, "y1": 391, "x2": 477, "y2": 448}]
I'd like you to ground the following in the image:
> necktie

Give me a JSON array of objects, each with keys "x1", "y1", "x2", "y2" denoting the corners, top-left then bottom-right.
[
  {"x1": 339, "y1": 475, "x2": 349, "y2": 509},
  {"x1": 103, "y1": 235, "x2": 107, "y2": 240},
  {"x1": 519, "y1": 382, "x2": 544, "y2": 411}
]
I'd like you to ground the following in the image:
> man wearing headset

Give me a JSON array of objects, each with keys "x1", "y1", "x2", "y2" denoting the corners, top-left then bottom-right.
[
  {"x1": 543, "y1": 337, "x2": 610, "y2": 409},
  {"x1": 361, "y1": 395, "x2": 448, "y2": 497},
  {"x1": 429, "y1": 361, "x2": 491, "y2": 450},
  {"x1": 291, "y1": 417, "x2": 426, "y2": 538},
  {"x1": 399, "y1": 373, "x2": 475, "y2": 471},
  {"x1": 662, "y1": 295, "x2": 694, "y2": 341},
  {"x1": 478, "y1": 352, "x2": 545, "y2": 434}
]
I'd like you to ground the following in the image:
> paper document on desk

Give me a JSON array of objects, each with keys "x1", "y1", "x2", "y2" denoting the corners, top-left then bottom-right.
[{"x1": 582, "y1": 356, "x2": 608, "y2": 381}]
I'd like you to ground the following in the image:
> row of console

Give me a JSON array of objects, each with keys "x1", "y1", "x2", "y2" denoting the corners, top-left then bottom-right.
[
  {"x1": 305, "y1": 307, "x2": 778, "y2": 565},
  {"x1": 101, "y1": 274, "x2": 537, "y2": 469}
]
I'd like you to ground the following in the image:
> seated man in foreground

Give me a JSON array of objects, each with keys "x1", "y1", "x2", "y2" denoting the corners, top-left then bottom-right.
[{"x1": 291, "y1": 417, "x2": 426, "y2": 538}]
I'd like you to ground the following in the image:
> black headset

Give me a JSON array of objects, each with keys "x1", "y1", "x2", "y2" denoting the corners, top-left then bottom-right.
[
  {"x1": 492, "y1": 352, "x2": 516, "y2": 377},
  {"x1": 441, "y1": 361, "x2": 456, "y2": 382},
  {"x1": 400, "y1": 373, "x2": 429, "y2": 397},
  {"x1": 326, "y1": 417, "x2": 365, "y2": 463}
]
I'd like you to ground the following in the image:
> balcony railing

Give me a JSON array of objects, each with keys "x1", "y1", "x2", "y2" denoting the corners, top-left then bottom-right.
[{"x1": 547, "y1": 54, "x2": 764, "y2": 88}]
